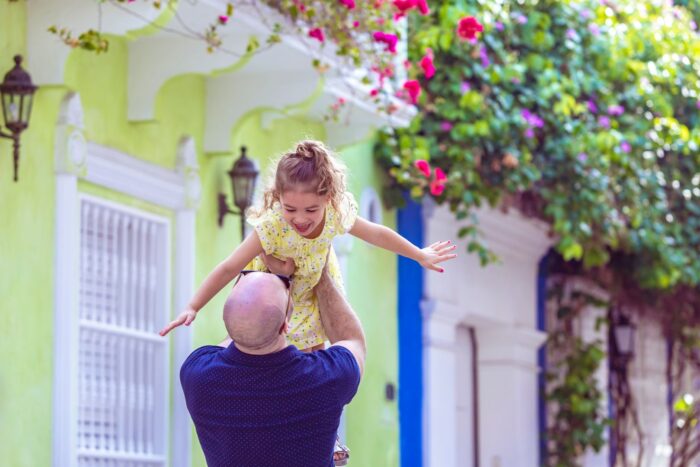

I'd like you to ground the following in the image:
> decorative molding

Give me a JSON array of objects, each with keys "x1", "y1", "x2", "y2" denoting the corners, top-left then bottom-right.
[
  {"x1": 27, "y1": 0, "x2": 163, "y2": 85},
  {"x1": 55, "y1": 92, "x2": 87, "y2": 176},
  {"x1": 84, "y1": 142, "x2": 188, "y2": 210},
  {"x1": 478, "y1": 326, "x2": 547, "y2": 372},
  {"x1": 204, "y1": 70, "x2": 320, "y2": 153}
]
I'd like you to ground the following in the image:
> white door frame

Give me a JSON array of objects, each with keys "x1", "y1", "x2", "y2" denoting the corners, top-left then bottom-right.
[{"x1": 53, "y1": 92, "x2": 200, "y2": 467}]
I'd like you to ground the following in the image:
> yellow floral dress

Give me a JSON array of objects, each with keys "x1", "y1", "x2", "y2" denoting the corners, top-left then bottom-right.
[{"x1": 244, "y1": 192, "x2": 358, "y2": 350}]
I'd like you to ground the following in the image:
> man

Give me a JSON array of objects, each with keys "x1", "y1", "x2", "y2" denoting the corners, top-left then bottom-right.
[{"x1": 180, "y1": 255, "x2": 366, "y2": 467}]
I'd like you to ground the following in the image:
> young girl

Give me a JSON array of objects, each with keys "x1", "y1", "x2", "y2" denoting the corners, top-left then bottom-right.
[{"x1": 160, "y1": 140, "x2": 456, "y2": 345}]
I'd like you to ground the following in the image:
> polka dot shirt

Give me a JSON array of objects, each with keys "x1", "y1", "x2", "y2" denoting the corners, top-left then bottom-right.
[{"x1": 180, "y1": 343, "x2": 361, "y2": 467}]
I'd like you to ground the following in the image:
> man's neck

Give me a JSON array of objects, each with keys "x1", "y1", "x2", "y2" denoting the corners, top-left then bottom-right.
[{"x1": 234, "y1": 336, "x2": 288, "y2": 355}]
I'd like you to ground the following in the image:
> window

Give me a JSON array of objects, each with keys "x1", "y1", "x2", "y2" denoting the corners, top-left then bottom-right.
[{"x1": 76, "y1": 197, "x2": 170, "y2": 466}]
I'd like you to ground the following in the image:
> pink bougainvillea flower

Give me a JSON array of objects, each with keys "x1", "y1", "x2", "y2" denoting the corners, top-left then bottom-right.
[
  {"x1": 430, "y1": 179, "x2": 446, "y2": 196},
  {"x1": 414, "y1": 159, "x2": 431, "y2": 178},
  {"x1": 353, "y1": 20, "x2": 360, "y2": 28},
  {"x1": 521, "y1": 109, "x2": 544, "y2": 128},
  {"x1": 373, "y1": 31, "x2": 398, "y2": 53},
  {"x1": 586, "y1": 99, "x2": 598, "y2": 113},
  {"x1": 370, "y1": 89, "x2": 379, "y2": 97},
  {"x1": 308, "y1": 28, "x2": 325, "y2": 42},
  {"x1": 403, "y1": 80, "x2": 422, "y2": 104},
  {"x1": 457, "y1": 17, "x2": 484, "y2": 41},
  {"x1": 434, "y1": 167, "x2": 446, "y2": 182},
  {"x1": 461, "y1": 81, "x2": 471, "y2": 93},
  {"x1": 416, "y1": 0, "x2": 430, "y2": 15},
  {"x1": 440, "y1": 121, "x2": 453, "y2": 132},
  {"x1": 479, "y1": 45, "x2": 490, "y2": 68},
  {"x1": 494, "y1": 21, "x2": 504, "y2": 31},
  {"x1": 608, "y1": 104, "x2": 624, "y2": 116},
  {"x1": 577, "y1": 152, "x2": 588, "y2": 163},
  {"x1": 696, "y1": 100, "x2": 700, "y2": 109},
  {"x1": 339, "y1": 0, "x2": 356, "y2": 9},
  {"x1": 218, "y1": 15, "x2": 229, "y2": 25},
  {"x1": 420, "y1": 50, "x2": 435, "y2": 79},
  {"x1": 524, "y1": 128, "x2": 535, "y2": 139},
  {"x1": 566, "y1": 28, "x2": 577, "y2": 40},
  {"x1": 620, "y1": 141, "x2": 631, "y2": 153},
  {"x1": 515, "y1": 14, "x2": 528, "y2": 24},
  {"x1": 393, "y1": 0, "x2": 417, "y2": 12},
  {"x1": 588, "y1": 23, "x2": 600, "y2": 36},
  {"x1": 598, "y1": 116, "x2": 611, "y2": 128}
]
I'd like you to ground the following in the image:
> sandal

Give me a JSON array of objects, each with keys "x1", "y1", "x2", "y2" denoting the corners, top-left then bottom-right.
[{"x1": 334, "y1": 436, "x2": 350, "y2": 466}]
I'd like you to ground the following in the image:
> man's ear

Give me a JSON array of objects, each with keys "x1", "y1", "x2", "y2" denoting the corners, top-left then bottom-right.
[{"x1": 279, "y1": 320, "x2": 289, "y2": 335}]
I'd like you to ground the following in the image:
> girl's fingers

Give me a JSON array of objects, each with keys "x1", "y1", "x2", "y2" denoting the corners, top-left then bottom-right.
[
  {"x1": 184, "y1": 314, "x2": 195, "y2": 326},
  {"x1": 434, "y1": 242, "x2": 456, "y2": 253},
  {"x1": 434, "y1": 254, "x2": 458, "y2": 264}
]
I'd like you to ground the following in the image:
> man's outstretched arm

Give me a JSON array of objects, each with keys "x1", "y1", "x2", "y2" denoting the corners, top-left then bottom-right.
[{"x1": 314, "y1": 267, "x2": 366, "y2": 376}]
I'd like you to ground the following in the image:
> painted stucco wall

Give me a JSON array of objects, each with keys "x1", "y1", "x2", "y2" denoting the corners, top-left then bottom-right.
[{"x1": 1, "y1": 3, "x2": 399, "y2": 465}]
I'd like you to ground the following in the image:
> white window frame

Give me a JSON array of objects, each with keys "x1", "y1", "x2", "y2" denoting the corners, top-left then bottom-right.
[
  {"x1": 53, "y1": 93, "x2": 198, "y2": 467},
  {"x1": 76, "y1": 193, "x2": 171, "y2": 464}
]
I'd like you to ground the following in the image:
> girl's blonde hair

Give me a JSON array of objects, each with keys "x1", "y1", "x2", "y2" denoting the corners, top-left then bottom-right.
[{"x1": 251, "y1": 140, "x2": 348, "y2": 217}]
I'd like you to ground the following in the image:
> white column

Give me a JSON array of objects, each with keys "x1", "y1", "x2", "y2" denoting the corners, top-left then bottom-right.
[
  {"x1": 627, "y1": 319, "x2": 670, "y2": 467},
  {"x1": 53, "y1": 92, "x2": 87, "y2": 467},
  {"x1": 478, "y1": 327, "x2": 546, "y2": 467},
  {"x1": 171, "y1": 136, "x2": 201, "y2": 467},
  {"x1": 423, "y1": 303, "x2": 460, "y2": 467}
]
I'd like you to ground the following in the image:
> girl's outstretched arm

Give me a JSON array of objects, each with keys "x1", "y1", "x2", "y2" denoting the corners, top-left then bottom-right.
[
  {"x1": 348, "y1": 217, "x2": 457, "y2": 272},
  {"x1": 159, "y1": 231, "x2": 264, "y2": 336}
]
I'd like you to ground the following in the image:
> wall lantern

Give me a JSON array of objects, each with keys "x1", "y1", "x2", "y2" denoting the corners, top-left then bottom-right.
[
  {"x1": 0, "y1": 55, "x2": 38, "y2": 182},
  {"x1": 613, "y1": 312, "x2": 636, "y2": 363},
  {"x1": 218, "y1": 146, "x2": 259, "y2": 239}
]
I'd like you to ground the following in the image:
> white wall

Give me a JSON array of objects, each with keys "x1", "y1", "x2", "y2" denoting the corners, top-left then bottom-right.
[{"x1": 422, "y1": 203, "x2": 551, "y2": 467}]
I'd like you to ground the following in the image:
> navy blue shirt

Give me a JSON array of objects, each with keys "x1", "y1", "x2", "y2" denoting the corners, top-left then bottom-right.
[{"x1": 180, "y1": 342, "x2": 360, "y2": 467}]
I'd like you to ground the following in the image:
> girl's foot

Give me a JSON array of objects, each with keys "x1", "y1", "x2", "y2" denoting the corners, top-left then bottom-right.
[{"x1": 334, "y1": 437, "x2": 350, "y2": 466}]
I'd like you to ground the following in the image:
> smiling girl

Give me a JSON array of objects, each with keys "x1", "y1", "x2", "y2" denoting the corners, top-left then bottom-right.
[{"x1": 160, "y1": 140, "x2": 456, "y2": 348}]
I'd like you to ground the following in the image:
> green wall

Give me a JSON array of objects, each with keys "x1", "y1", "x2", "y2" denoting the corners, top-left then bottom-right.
[{"x1": 0, "y1": 3, "x2": 399, "y2": 465}]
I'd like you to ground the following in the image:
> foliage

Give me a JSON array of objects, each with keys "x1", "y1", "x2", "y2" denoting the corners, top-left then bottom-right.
[
  {"x1": 375, "y1": 0, "x2": 700, "y2": 292},
  {"x1": 545, "y1": 280, "x2": 610, "y2": 466}
]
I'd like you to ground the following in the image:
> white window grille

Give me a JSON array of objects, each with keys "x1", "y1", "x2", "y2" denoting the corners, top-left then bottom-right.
[{"x1": 76, "y1": 196, "x2": 170, "y2": 467}]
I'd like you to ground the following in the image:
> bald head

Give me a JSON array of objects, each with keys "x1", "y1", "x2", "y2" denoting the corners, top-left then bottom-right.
[{"x1": 223, "y1": 272, "x2": 290, "y2": 350}]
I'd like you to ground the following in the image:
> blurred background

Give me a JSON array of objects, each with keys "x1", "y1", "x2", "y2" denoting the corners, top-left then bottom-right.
[{"x1": 2, "y1": 0, "x2": 700, "y2": 466}]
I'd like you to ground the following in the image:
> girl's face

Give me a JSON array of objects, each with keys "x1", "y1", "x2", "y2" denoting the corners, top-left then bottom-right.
[{"x1": 279, "y1": 190, "x2": 329, "y2": 238}]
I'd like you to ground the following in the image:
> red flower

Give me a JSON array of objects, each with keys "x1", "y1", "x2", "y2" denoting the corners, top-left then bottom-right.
[
  {"x1": 308, "y1": 28, "x2": 325, "y2": 42},
  {"x1": 403, "y1": 80, "x2": 421, "y2": 104},
  {"x1": 457, "y1": 16, "x2": 483, "y2": 40},
  {"x1": 434, "y1": 167, "x2": 446, "y2": 182},
  {"x1": 339, "y1": 0, "x2": 356, "y2": 9},
  {"x1": 414, "y1": 159, "x2": 431, "y2": 178},
  {"x1": 393, "y1": 0, "x2": 417, "y2": 12},
  {"x1": 373, "y1": 31, "x2": 398, "y2": 53},
  {"x1": 416, "y1": 0, "x2": 430, "y2": 15},
  {"x1": 370, "y1": 89, "x2": 379, "y2": 97},
  {"x1": 420, "y1": 50, "x2": 435, "y2": 79},
  {"x1": 218, "y1": 15, "x2": 229, "y2": 25},
  {"x1": 430, "y1": 179, "x2": 446, "y2": 196}
]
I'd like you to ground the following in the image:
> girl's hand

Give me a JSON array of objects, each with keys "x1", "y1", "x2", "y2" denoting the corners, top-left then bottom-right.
[
  {"x1": 260, "y1": 252, "x2": 296, "y2": 277},
  {"x1": 418, "y1": 240, "x2": 458, "y2": 272},
  {"x1": 159, "y1": 306, "x2": 197, "y2": 336}
]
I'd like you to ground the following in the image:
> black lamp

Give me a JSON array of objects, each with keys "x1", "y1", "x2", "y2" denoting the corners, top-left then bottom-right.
[
  {"x1": 613, "y1": 312, "x2": 636, "y2": 362},
  {"x1": 218, "y1": 146, "x2": 259, "y2": 239},
  {"x1": 0, "y1": 55, "x2": 37, "y2": 182}
]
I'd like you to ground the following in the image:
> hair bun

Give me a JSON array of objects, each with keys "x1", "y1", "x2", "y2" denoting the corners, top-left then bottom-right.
[{"x1": 295, "y1": 140, "x2": 326, "y2": 160}]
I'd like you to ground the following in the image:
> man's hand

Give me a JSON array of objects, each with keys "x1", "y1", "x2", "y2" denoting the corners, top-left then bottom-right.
[
  {"x1": 259, "y1": 252, "x2": 296, "y2": 277},
  {"x1": 418, "y1": 240, "x2": 458, "y2": 273},
  {"x1": 159, "y1": 306, "x2": 197, "y2": 336}
]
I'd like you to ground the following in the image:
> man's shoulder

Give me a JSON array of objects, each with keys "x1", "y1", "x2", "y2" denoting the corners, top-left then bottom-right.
[
  {"x1": 180, "y1": 345, "x2": 222, "y2": 382},
  {"x1": 302, "y1": 346, "x2": 361, "y2": 405}
]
